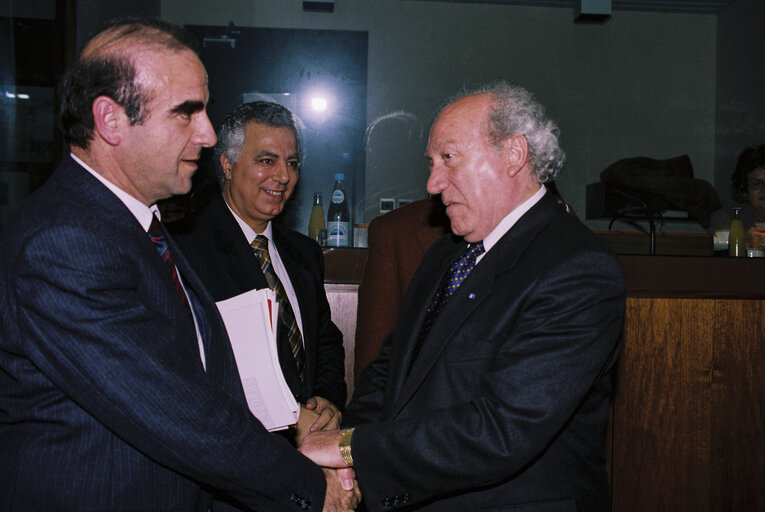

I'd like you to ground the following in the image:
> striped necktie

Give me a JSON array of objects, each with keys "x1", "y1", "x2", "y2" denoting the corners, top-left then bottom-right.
[
  {"x1": 250, "y1": 235, "x2": 306, "y2": 384},
  {"x1": 147, "y1": 214, "x2": 191, "y2": 316}
]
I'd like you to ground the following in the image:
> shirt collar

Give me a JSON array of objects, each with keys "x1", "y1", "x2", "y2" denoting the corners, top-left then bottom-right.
[
  {"x1": 223, "y1": 195, "x2": 273, "y2": 244},
  {"x1": 71, "y1": 152, "x2": 159, "y2": 231},
  {"x1": 482, "y1": 185, "x2": 546, "y2": 254}
]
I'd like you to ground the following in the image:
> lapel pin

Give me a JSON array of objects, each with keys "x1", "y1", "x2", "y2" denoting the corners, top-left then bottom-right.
[{"x1": 468, "y1": 293, "x2": 477, "y2": 300}]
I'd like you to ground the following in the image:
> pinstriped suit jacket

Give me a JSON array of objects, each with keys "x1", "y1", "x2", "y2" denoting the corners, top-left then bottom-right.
[{"x1": 0, "y1": 157, "x2": 325, "y2": 511}]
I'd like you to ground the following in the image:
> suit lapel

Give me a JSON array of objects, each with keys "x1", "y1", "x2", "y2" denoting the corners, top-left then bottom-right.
[
  {"x1": 385, "y1": 239, "x2": 462, "y2": 409},
  {"x1": 64, "y1": 160, "x2": 242, "y2": 395},
  {"x1": 208, "y1": 197, "x2": 268, "y2": 294},
  {"x1": 163, "y1": 207, "x2": 249, "y2": 403},
  {"x1": 388, "y1": 194, "x2": 560, "y2": 416},
  {"x1": 390, "y1": 244, "x2": 496, "y2": 416},
  {"x1": 167, "y1": 236, "x2": 219, "y2": 372}
]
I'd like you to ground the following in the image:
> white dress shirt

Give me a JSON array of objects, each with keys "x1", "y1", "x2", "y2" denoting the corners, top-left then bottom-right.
[
  {"x1": 478, "y1": 185, "x2": 547, "y2": 264},
  {"x1": 224, "y1": 199, "x2": 305, "y2": 341},
  {"x1": 72, "y1": 153, "x2": 207, "y2": 369}
]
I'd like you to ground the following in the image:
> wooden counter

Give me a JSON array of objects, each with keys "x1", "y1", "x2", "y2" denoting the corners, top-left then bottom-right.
[
  {"x1": 323, "y1": 249, "x2": 765, "y2": 511},
  {"x1": 610, "y1": 256, "x2": 764, "y2": 511}
]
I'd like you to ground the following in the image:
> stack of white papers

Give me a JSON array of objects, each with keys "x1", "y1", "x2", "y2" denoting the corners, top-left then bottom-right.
[{"x1": 216, "y1": 288, "x2": 299, "y2": 431}]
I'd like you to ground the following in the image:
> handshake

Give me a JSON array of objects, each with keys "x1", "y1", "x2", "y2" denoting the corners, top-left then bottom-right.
[{"x1": 298, "y1": 397, "x2": 361, "y2": 512}]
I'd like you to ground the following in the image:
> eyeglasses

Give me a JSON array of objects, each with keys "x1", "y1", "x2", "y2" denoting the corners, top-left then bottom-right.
[{"x1": 747, "y1": 180, "x2": 765, "y2": 192}]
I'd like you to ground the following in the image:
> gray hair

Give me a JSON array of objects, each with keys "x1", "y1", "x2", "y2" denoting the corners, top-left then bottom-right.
[
  {"x1": 453, "y1": 82, "x2": 565, "y2": 183},
  {"x1": 215, "y1": 101, "x2": 302, "y2": 186}
]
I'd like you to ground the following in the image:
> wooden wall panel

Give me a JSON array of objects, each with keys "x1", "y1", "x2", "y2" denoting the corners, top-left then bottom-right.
[
  {"x1": 611, "y1": 297, "x2": 765, "y2": 512},
  {"x1": 710, "y1": 299, "x2": 765, "y2": 510}
]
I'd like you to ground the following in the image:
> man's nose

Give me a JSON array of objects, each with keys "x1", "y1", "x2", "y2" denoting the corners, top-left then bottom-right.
[
  {"x1": 195, "y1": 112, "x2": 217, "y2": 148},
  {"x1": 426, "y1": 163, "x2": 446, "y2": 195},
  {"x1": 272, "y1": 161, "x2": 291, "y2": 183}
]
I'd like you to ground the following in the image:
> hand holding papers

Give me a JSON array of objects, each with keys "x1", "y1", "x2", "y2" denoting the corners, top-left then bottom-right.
[{"x1": 216, "y1": 288, "x2": 298, "y2": 431}]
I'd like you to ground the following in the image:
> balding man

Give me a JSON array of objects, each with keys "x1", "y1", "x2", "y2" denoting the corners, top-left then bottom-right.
[
  {"x1": 0, "y1": 18, "x2": 358, "y2": 512},
  {"x1": 300, "y1": 83, "x2": 625, "y2": 512}
]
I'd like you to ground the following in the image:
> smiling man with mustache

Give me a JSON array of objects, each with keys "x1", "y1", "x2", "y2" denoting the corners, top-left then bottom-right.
[{"x1": 171, "y1": 102, "x2": 348, "y2": 461}]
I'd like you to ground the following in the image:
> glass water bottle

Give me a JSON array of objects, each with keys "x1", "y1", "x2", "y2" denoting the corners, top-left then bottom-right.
[{"x1": 326, "y1": 174, "x2": 351, "y2": 247}]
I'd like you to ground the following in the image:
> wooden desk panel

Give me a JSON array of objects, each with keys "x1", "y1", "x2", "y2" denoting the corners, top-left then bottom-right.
[{"x1": 611, "y1": 297, "x2": 765, "y2": 512}]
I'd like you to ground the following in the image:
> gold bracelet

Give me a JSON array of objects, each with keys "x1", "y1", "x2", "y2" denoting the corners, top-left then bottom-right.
[{"x1": 339, "y1": 428, "x2": 354, "y2": 466}]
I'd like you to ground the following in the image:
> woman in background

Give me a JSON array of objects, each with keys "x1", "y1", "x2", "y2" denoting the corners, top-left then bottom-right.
[{"x1": 710, "y1": 144, "x2": 765, "y2": 231}]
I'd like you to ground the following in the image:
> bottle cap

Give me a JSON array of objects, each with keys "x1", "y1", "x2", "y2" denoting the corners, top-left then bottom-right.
[{"x1": 334, "y1": 173, "x2": 344, "y2": 180}]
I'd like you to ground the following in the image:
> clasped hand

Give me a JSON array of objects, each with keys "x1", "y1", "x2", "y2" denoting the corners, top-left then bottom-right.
[{"x1": 296, "y1": 398, "x2": 361, "y2": 511}]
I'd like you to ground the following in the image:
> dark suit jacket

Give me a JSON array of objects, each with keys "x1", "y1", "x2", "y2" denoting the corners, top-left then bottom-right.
[
  {"x1": 354, "y1": 196, "x2": 450, "y2": 382},
  {"x1": 344, "y1": 193, "x2": 626, "y2": 512},
  {"x1": 0, "y1": 157, "x2": 325, "y2": 511},
  {"x1": 171, "y1": 195, "x2": 346, "y2": 408}
]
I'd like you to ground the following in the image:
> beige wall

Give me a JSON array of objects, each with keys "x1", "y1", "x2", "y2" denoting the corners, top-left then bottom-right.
[{"x1": 161, "y1": 0, "x2": 721, "y2": 228}]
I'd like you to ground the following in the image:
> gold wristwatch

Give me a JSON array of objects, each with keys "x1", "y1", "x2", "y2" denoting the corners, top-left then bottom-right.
[{"x1": 339, "y1": 428, "x2": 354, "y2": 466}]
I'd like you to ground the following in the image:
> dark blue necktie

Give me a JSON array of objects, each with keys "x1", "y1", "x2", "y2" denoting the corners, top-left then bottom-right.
[{"x1": 412, "y1": 241, "x2": 485, "y2": 362}]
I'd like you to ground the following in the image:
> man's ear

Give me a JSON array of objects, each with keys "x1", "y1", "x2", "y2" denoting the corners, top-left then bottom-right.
[
  {"x1": 92, "y1": 96, "x2": 123, "y2": 146},
  {"x1": 220, "y1": 153, "x2": 233, "y2": 181},
  {"x1": 503, "y1": 135, "x2": 529, "y2": 178}
]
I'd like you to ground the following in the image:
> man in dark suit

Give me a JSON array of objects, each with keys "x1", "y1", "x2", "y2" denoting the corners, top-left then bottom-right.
[
  {"x1": 0, "y1": 18, "x2": 357, "y2": 511},
  {"x1": 171, "y1": 101, "x2": 346, "y2": 434},
  {"x1": 299, "y1": 83, "x2": 626, "y2": 511}
]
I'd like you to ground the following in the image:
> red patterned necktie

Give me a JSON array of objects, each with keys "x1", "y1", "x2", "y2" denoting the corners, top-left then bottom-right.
[
  {"x1": 412, "y1": 241, "x2": 485, "y2": 362},
  {"x1": 147, "y1": 215, "x2": 192, "y2": 315},
  {"x1": 250, "y1": 235, "x2": 306, "y2": 384}
]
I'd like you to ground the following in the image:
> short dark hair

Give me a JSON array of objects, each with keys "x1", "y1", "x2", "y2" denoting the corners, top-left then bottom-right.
[
  {"x1": 215, "y1": 101, "x2": 302, "y2": 186},
  {"x1": 59, "y1": 17, "x2": 199, "y2": 149},
  {"x1": 731, "y1": 144, "x2": 765, "y2": 202}
]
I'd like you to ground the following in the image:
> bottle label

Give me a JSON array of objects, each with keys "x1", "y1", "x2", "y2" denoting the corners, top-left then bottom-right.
[
  {"x1": 331, "y1": 190, "x2": 345, "y2": 204},
  {"x1": 326, "y1": 221, "x2": 350, "y2": 247}
]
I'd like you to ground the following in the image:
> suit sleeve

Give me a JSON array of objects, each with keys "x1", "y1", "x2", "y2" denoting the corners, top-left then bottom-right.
[
  {"x1": 349, "y1": 248, "x2": 626, "y2": 510},
  {"x1": 4, "y1": 223, "x2": 326, "y2": 510}
]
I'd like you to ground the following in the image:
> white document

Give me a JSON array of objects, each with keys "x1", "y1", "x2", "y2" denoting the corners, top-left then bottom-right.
[{"x1": 216, "y1": 288, "x2": 299, "y2": 431}]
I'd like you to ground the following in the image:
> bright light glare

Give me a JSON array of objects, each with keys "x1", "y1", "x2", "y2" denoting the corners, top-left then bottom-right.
[
  {"x1": 311, "y1": 97, "x2": 328, "y2": 112},
  {"x1": 3, "y1": 91, "x2": 30, "y2": 100}
]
